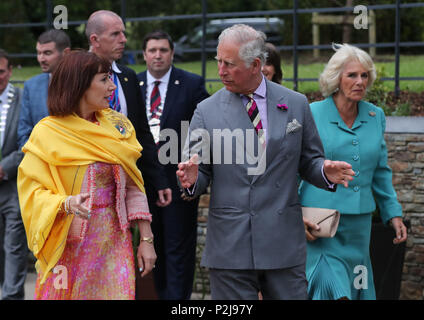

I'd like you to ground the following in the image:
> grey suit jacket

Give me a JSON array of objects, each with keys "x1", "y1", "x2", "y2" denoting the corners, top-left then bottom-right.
[
  {"x1": 186, "y1": 80, "x2": 330, "y2": 270},
  {"x1": 1, "y1": 84, "x2": 23, "y2": 194}
]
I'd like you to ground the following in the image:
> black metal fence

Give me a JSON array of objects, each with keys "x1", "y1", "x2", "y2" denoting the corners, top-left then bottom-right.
[{"x1": 2, "y1": 0, "x2": 424, "y2": 96}]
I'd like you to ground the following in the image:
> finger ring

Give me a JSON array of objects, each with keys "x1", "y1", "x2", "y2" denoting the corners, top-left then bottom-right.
[
  {"x1": 75, "y1": 210, "x2": 79, "y2": 215},
  {"x1": 139, "y1": 267, "x2": 143, "y2": 272},
  {"x1": 87, "y1": 214, "x2": 91, "y2": 219}
]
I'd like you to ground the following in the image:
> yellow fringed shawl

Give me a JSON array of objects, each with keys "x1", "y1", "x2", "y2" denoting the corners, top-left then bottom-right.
[{"x1": 17, "y1": 108, "x2": 145, "y2": 284}]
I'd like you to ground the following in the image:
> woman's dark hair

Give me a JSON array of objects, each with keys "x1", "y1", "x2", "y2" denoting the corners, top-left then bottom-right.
[
  {"x1": 48, "y1": 50, "x2": 110, "y2": 116},
  {"x1": 265, "y1": 43, "x2": 283, "y2": 84}
]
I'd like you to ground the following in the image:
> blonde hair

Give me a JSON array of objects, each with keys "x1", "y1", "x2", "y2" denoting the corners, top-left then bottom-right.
[{"x1": 319, "y1": 43, "x2": 376, "y2": 97}]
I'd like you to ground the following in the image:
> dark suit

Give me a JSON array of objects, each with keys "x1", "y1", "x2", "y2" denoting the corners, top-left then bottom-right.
[
  {"x1": 115, "y1": 63, "x2": 169, "y2": 193},
  {"x1": 0, "y1": 84, "x2": 27, "y2": 299},
  {"x1": 137, "y1": 67, "x2": 209, "y2": 299}
]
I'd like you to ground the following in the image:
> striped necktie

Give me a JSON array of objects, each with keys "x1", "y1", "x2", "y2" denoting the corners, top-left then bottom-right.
[
  {"x1": 150, "y1": 80, "x2": 161, "y2": 119},
  {"x1": 108, "y1": 72, "x2": 121, "y2": 112},
  {"x1": 245, "y1": 94, "x2": 265, "y2": 146}
]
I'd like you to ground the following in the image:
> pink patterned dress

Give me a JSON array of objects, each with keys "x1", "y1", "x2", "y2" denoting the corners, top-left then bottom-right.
[{"x1": 34, "y1": 162, "x2": 149, "y2": 300}]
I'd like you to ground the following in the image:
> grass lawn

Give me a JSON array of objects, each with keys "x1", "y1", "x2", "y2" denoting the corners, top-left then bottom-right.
[{"x1": 11, "y1": 55, "x2": 424, "y2": 95}]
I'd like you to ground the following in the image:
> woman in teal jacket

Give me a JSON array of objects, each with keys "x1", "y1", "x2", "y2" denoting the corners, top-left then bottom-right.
[{"x1": 299, "y1": 43, "x2": 407, "y2": 300}]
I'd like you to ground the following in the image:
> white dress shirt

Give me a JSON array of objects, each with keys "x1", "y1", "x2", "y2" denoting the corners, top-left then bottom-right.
[
  {"x1": 111, "y1": 61, "x2": 128, "y2": 116},
  {"x1": 0, "y1": 83, "x2": 11, "y2": 148}
]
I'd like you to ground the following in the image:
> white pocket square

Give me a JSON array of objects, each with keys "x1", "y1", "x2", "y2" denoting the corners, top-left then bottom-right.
[{"x1": 286, "y1": 119, "x2": 302, "y2": 134}]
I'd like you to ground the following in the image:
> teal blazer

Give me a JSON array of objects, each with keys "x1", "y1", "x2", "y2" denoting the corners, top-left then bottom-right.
[{"x1": 299, "y1": 95, "x2": 402, "y2": 224}]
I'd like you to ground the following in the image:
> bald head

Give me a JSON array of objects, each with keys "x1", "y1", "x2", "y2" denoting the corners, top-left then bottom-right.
[
  {"x1": 86, "y1": 10, "x2": 127, "y2": 62},
  {"x1": 86, "y1": 10, "x2": 122, "y2": 43}
]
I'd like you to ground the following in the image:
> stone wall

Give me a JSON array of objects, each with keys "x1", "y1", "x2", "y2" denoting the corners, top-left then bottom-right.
[
  {"x1": 193, "y1": 116, "x2": 424, "y2": 300},
  {"x1": 386, "y1": 117, "x2": 424, "y2": 300}
]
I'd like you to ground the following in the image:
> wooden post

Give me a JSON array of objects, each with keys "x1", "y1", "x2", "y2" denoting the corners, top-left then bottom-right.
[
  {"x1": 312, "y1": 12, "x2": 320, "y2": 59},
  {"x1": 369, "y1": 10, "x2": 376, "y2": 57}
]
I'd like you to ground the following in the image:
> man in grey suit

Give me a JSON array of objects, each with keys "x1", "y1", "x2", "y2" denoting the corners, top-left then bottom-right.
[
  {"x1": 177, "y1": 24, "x2": 355, "y2": 300},
  {"x1": 0, "y1": 49, "x2": 26, "y2": 299}
]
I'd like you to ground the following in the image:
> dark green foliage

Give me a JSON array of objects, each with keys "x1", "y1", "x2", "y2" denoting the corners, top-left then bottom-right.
[{"x1": 0, "y1": 0, "x2": 423, "y2": 66}]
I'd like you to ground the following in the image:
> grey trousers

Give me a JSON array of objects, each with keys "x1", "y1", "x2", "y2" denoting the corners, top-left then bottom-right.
[
  {"x1": 0, "y1": 184, "x2": 28, "y2": 300},
  {"x1": 209, "y1": 264, "x2": 308, "y2": 300}
]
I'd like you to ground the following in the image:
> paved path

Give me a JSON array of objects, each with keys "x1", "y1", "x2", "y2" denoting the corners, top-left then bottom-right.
[{"x1": 12, "y1": 271, "x2": 210, "y2": 300}]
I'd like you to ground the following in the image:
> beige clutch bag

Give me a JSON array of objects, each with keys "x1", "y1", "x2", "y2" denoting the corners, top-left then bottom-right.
[{"x1": 302, "y1": 207, "x2": 340, "y2": 238}]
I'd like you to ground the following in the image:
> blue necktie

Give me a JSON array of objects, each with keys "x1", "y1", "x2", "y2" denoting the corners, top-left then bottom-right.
[{"x1": 108, "y1": 72, "x2": 121, "y2": 112}]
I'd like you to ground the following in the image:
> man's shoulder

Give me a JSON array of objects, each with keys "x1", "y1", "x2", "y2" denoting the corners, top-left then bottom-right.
[
  {"x1": 116, "y1": 63, "x2": 137, "y2": 77},
  {"x1": 24, "y1": 73, "x2": 48, "y2": 88},
  {"x1": 136, "y1": 70, "x2": 146, "y2": 81},
  {"x1": 267, "y1": 80, "x2": 307, "y2": 102},
  {"x1": 172, "y1": 67, "x2": 203, "y2": 82},
  {"x1": 197, "y1": 87, "x2": 227, "y2": 109},
  {"x1": 10, "y1": 84, "x2": 22, "y2": 95}
]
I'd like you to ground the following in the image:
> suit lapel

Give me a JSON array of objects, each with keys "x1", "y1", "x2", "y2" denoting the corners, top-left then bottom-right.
[
  {"x1": 41, "y1": 74, "x2": 49, "y2": 116},
  {"x1": 220, "y1": 90, "x2": 263, "y2": 180},
  {"x1": 250, "y1": 82, "x2": 289, "y2": 184},
  {"x1": 265, "y1": 82, "x2": 290, "y2": 166},
  {"x1": 2, "y1": 85, "x2": 18, "y2": 145},
  {"x1": 138, "y1": 72, "x2": 147, "y2": 104},
  {"x1": 161, "y1": 67, "x2": 178, "y2": 128},
  {"x1": 221, "y1": 90, "x2": 253, "y2": 135},
  {"x1": 115, "y1": 65, "x2": 133, "y2": 114}
]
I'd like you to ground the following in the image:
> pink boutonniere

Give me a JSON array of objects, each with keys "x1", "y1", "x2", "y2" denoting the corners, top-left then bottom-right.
[{"x1": 277, "y1": 103, "x2": 288, "y2": 111}]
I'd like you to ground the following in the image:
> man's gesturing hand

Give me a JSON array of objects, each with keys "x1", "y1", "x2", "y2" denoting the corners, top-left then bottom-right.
[
  {"x1": 176, "y1": 154, "x2": 199, "y2": 189},
  {"x1": 323, "y1": 159, "x2": 355, "y2": 188}
]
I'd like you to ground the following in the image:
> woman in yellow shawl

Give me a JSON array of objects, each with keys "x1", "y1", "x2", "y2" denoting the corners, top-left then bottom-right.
[{"x1": 17, "y1": 50, "x2": 156, "y2": 299}]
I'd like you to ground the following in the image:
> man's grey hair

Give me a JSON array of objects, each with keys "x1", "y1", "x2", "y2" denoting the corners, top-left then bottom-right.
[
  {"x1": 218, "y1": 24, "x2": 267, "y2": 67},
  {"x1": 85, "y1": 10, "x2": 122, "y2": 43}
]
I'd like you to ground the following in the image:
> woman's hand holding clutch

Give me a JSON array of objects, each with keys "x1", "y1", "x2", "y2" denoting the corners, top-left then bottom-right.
[{"x1": 303, "y1": 216, "x2": 320, "y2": 241}]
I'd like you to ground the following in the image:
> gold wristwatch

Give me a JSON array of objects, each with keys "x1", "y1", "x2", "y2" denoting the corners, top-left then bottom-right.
[{"x1": 141, "y1": 236, "x2": 154, "y2": 244}]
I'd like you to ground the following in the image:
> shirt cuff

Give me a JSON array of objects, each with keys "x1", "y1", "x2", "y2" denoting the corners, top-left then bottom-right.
[
  {"x1": 185, "y1": 179, "x2": 198, "y2": 196},
  {"x1": 321, "y1": 164, "x2": 336, "y2": 190}
]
